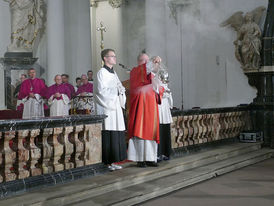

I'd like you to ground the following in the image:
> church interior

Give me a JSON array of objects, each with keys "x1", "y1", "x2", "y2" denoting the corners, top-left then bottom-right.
[{"x1": 0, "y1": 0, "x2": 273, "y2": 205}]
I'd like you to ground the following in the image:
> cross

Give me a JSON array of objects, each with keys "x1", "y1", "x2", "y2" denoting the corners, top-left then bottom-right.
[{"x1": 97, "y1": 21, "x2": 106, "y2": 50}]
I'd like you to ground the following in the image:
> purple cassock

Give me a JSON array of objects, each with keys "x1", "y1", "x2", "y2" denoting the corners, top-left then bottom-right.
[
  {"x1": 63, "y1": 83, "x2": 76, "y2": 97},
  {"x1": 76, "y1": 82, "x2": 93, "y2": 95},
  {"x1": 46, "y1": 83, "x2": 71, "y2": 100},
  {"x1": 18, "y1": 78, "x2": 47, "y2": 100}
]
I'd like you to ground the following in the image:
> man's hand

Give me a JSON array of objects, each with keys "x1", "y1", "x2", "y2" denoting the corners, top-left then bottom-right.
[
  {"x1": 117, "y1": 84, "x2": 126, "y2": 95},
  {"x1": 151, "y1": 56, "x2": 162, "y2": 73},
  {"x1": 152, "y1": 56, "x2": 161, "y2": 64},
  {"x1": 55, "y1": 93, "x2": 61, "y2": 98}
]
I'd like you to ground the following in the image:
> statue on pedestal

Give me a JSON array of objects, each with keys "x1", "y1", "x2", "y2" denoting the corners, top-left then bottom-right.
[
  {"x1": 220, "y1": 6, "x2": 266, "y2": 71},
  {"x1": 3, "y1": 0, "x2": 45, "y2": 54}
]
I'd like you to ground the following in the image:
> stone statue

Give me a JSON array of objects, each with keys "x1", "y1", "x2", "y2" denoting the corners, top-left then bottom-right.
[
  {"x1": 4, "y1": 0, "x2": 45, "y2": 53},
  {"x1": 220, "y1": 6, "x2": 266, "y2": 71}
]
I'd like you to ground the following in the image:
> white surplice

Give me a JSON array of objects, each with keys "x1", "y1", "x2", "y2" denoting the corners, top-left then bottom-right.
[
  {"x1": 158, "y1": 84, "x2": 173, "y2": 124},
  {"x1": 48, "y1": 94, "x2": 70, "y2": 117},
  {"x1": 22, "y1": 94, "x2": 44, "y2": 119},
  {"x1": 95, "y1": 67, "x2": 126, "y2": 131}
]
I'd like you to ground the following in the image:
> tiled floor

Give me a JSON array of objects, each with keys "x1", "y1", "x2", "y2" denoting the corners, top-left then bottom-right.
[{"x1": 142, "y1": 158, "x2": 274, "y2": 206}]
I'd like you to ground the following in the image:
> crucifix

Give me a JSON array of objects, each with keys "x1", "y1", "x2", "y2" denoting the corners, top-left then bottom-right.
[{"x1": 97, "y1": 21, "x2": 106, "y2": 51}]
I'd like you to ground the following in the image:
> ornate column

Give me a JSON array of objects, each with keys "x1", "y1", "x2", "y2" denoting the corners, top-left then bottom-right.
[
  {"x1": 245, "y1": 1, "x2": 274, "y2": 148},
  {"x1": 47, "y1": 0, "x2": 65, "y2": 84}
]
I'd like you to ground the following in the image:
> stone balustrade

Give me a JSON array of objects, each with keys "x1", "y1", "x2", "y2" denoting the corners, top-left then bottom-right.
[
  {"x1": 0, "y1": 106, "x2": 253, "y2": 198},
  {"x1": 171, "y1": 107, "x2": 252, "y2": 149},
  {"x1": 0, "y1": 115, "x2": 105, "y2": 184}
]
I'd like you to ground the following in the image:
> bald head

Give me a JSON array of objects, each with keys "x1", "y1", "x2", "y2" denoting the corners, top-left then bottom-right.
[
  {"x1": 55, "y1": 75, "x2": 62, "y2": 85},
  {"x1": 81, "y1": 74, "x2": 88, "y2": 85},
  {"x1": 137, "y1": 53, "x2": 149, "y2": 65}
]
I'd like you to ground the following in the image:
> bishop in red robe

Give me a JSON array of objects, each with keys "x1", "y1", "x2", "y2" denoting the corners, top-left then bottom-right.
[{"x1": 128, "y1": 54, "x2": 164, "y2": 167}]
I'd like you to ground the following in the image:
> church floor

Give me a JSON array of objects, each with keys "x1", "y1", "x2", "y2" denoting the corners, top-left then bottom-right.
[{"x1": 142, "y1": 158, "x2": 274, "y2": 206}]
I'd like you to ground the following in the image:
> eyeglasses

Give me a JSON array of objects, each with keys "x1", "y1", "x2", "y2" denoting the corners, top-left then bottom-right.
[{"x1": 105, "y1": 55, "x2": 116, "y2": 58}]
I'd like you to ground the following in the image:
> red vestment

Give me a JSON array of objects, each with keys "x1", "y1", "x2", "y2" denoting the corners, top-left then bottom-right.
[{"x1": 128, "y1": 64, "x2": 164, "y2": 143}]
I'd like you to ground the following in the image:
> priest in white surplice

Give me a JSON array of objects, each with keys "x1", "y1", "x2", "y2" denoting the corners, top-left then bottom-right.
[
  {"x1": 95, "y1": 49, "x2": 127, "y2": 171},
  {"x1": 157, "y1": 82, "x2": 173, "y2": 161},
  {"x1": 18, "y1": 68, "x2": 47, "y2": 119},
  {"x1": 46, "y1": 75, "x2": 71, "y2": 117}
]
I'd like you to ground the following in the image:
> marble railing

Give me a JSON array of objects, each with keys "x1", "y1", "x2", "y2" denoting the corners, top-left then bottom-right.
[
  {"x1": 171, "y1": 107, "x2": 252, "y2": 149},
  {"x1": 0, "y1": 115, "x2": 105, "y2": 183}
]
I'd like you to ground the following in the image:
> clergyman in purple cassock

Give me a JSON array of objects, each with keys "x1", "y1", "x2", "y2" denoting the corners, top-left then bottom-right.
[
  {"x1": 18, "y1": 68, "x2": 46, "y2": 119},
  {"x1": 75, "y1": 74, "x2": 94, "y2": 113},
  {"x1": 46, "y1": 75, "x2": 71, "y2": 116}
]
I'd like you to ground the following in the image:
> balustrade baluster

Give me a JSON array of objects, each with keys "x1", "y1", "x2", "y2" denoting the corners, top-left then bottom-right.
[
  {"x1": 182, "y1": 116, "x2": 189, "y2": 146},
  {"x1": 170, "y1": 116, "x2": 179, "y2": 148},
  {"x1": 42, "y1": 128, "x2": 54, "y2": 174},
  {"x1": 74, "y1": 125, "x2": 85, "y2": 167},
  {"x1": 17, "y1": 130, "x2": 30, "y2": 179},
  {"x1": 0, "y1": 132, "x2": 3, "y2": 182},
  {"x1": 52, "y1": 128, "x2": 64, "y2": 172},
  {"x1": 197, "y1": 115, "x2": 204, "y2": 144},
  {"x1": 212, "y1": 113, "x2": 221, "y2": 141},
  {"x1": 4, "y1": 131, "x2": 17, "y2": 181},
  {"x1": 84, "y1": 123, "x2": 102, "y2": 165},
  {"x1": 63, "y1": 126, "x2": 74, "y2": 169},
  {"x1": 29, "y1": 129, "x2": 42, "y2": 176},
  {"x1": 187, "y1": 116, "x2": 194, "y2": 145},
  {"x1": 176, "y1": 116, "x2": 184, "y2": 147},
  {"x1": 192, "y1": 115, "x2": 199, "y2": 144}
]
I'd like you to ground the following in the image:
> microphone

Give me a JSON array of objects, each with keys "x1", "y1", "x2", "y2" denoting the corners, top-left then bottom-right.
[{"x1": 118, "y1": 63, "x2": 131, "y2": 71}]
